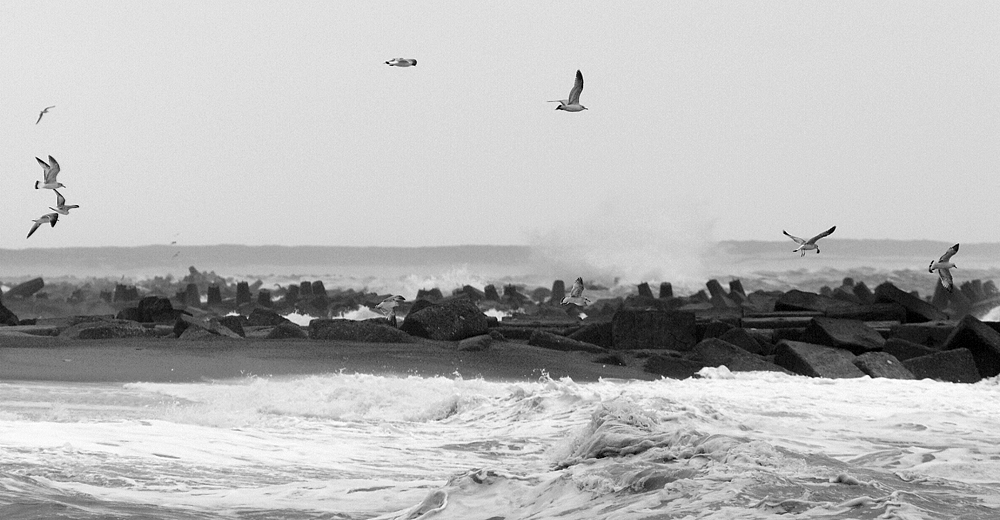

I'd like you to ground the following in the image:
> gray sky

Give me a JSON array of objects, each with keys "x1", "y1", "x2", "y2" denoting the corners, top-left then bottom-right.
[{"x1": 3, "y1": 1, "x2": 998, "y2": 250}]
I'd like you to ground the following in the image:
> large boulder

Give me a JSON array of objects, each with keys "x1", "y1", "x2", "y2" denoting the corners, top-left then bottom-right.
[
  {"x1": 247, "y1": 307, "x2": 291, "y2": 327},
  {"x1": 774, "y1": 290, "x2": 855, "y2": 314},
  {"x1": 612, "y1": 309, "x2": 696, "y2": 350},
  {"x1": 799, "y1": 317, "x2": 885, "y2": 354},
  {"x1": 60, "y1": 319, "x2": 153, "y2": 340},
  {"x1": 691, "y1": 338, "x2": 790, "y2": 373},
  {"x1": 310, "y1": 319, "x2": 416, "y2": 343},
  {"x1": 874, "y1": 282, "x2": 948, "y2": 323},
  {"x1": 903, "y1": 348, "x2": 981, "y2": 383},
  {"x1": 852, "y1": 352, "x2": 914, "y2": 379},
  {"x1": 6, "y1": 277, "x2": 44, "y2": 299},
  {"x1": 882, "y1": 337, "x2": 937, "y2": 361},
  {"x1": 137, "y1": 296, "x2": 178, "y2": 322},
  {"x1": 941, "y1": 315, "x2": 1000, "y2": 378},
  {"x1": 719, "y1": 327, "x2": 771, "y2": 356},
  {"x1": 643, "y1": 353, "x2": 707, "y2": 379},
  {"x1": 567, "y1": 321, "x2": 613, "y2": 348},
  {"x1": 218, "y1": 315, "x2": 247, "y2": 337},
  {"x1": 0, "y1": 297, "x2": 19, "y2": 326},
  {"x1": 528, "y1": 330, "x2": 606, "y2": 353},
  {"x1": 399, "y1": 299, "x2": 488, "y2": 341},
  {"x1": 774, "y1": 340, "x2": 865, "y2": 378},
  {"x1": 266, "y1": 321, "x2": 308, "y2": 339},
  {"x1": 888, "y1": 321, "x2": 955, "y2": 348}
]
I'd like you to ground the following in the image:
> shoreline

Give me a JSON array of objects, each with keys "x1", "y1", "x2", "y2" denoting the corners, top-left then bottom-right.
[{"x1": 0, "y1": 337, "x2": 659, "y2": 384}]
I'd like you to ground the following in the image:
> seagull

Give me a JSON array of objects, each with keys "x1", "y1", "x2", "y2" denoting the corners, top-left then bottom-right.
[
  {"x1": 376, "y1": 295, "x2": 406, "y2": 326},
  {"x1": 27, "y1": 212, "x2": 59, "y2": 239},
  {"x1": 385, "y1": 58, "x2": 417, "y2": 67},
  {"x1": 49, "y1": 189, "x2": 79, "y2": 215},
  {"x1": 783, "y1": 226, "x2": 836, "y2": 257},
  {"x1": 35, "y1": 156, "x2": 65, "y2": 189},
  {"x1": 549, "y1": 70, "x2": 587, "y2": 112},
  {"x1": 928, "y1": 243, "x2": 960, "y2": 292},
  {"x1": 35, "y1": 106, "x2": 55, "y2": 125},
  {"x1": 561, "y1": 277, "x2": 592, "y2": 306}
]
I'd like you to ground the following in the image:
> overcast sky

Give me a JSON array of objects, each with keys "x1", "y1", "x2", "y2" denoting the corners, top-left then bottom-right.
[{"x1": 2, "y1": 1, "x2": 998, "y2": 250}]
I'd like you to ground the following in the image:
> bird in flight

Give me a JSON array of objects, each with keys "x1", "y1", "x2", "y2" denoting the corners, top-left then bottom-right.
[
  {"x1": 376, "y1": 295, "x2": 406, "y2": 326},
  {"x1": 36, "y1": 106, "x2": 55, "y2": 124},
  {"x1": 35, "y1": 156, "x2": 65, "y2": 190},
  {"x1": 549, "y1": 70, "x2": 587, "y2": 112},
  {"x1": 783, "y1": 226, "x2": 836, "y2": 257},
  {"x1": 385, "y1": 58, "x2": 417, "y2": 67},
  {"x1": 561, "y1": 277, "x2": 592, "y2": 306},
  {"x1": 928, "y1": 243, "x2": 960, "y2": 292},
  {"x1": 27, "y1": 212, "x2": 59, "y2": 238},
  {"x1": 49, "y1": 189, "x2": 79, "y2": 215}
]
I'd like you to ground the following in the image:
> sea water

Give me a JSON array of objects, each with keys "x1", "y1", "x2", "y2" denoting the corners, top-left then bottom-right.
[{"x1": 2, "y1": 370, "x2": 999, "y2": 519}]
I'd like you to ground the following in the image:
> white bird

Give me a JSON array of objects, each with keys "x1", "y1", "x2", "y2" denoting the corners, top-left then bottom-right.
[
  {"x1": 376, "y1": 295, "x2": 406, "y2": 326},
  {"x1": 549, "y1": 70, "x2": 587, "y2": 112},
  {"x1": 783, "y1": 226, "x2": 836, "y2": 257},
  {"x1": 928, "y1": 243, "x2": 960, "y2": 293},
  {"x1": 35, "y1": 105, "x2": 55, "y2": 124},
  {"x1": 34, "y1": 155, "x2": 65, "y2": 190},
  {"x1": 385, "y1": 58, "x2": 417, "y2": 67},
  {"x1": 27, "y1": 212, "x2": 59, "y2": 239},
  {"x1": 561, "y1": 277, "x2": 592, "y2": 306},
  {"x1": 49, "y1": 189, "x2": 79, "y2": 215}
]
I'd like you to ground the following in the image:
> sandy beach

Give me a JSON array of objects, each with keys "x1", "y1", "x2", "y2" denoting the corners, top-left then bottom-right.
[{"x1": 0, "y1": 337, "x2": 657, "y2": 383}]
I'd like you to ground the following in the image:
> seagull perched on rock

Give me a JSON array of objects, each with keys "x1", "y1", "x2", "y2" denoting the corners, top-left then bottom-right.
[
  {"x1": 783, "y1": 226, "x2": 836, "y2": 257},
  {"x1": 36, "y1": 105, "x2": 55, "y2": 124},
  {"x1": 561, "y1": 277, "x2": 592, "y2": 306},
  {"x1": 929, "y1": 243, "x2": 960, "y2": 292},
  {"x1": 385, "y1": 58, "x2": 417, "y2": 67},
  {"x1": 549, "y1": 70, "x2": 587, "y2": 112},
  {"x1": 27, "y1": 212, "x2": 59, "y2": 238},
  {"x1": 376, "y1": 295, "x2": 406, "y2": 326},
  {"x1": 49, "y1": 189, "x2": 79, "y2": 215},
  {"x1": 35, "y1": 156, "x2": 65, "y2": 190}
]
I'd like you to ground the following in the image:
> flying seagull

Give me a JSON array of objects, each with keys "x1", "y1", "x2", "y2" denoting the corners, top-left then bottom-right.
[
  {"x1": 928, "y1": 243, "x2": 960, "y2": 292},
  {"x1": 376, "y1": 294, "x2": 406, "y2": 326},
  {"x1": 35, "y1": 155, "x2": 65, "y2": 189},
  {"x1": 783, "y1": 226, "x2": 836, "y2": 257},
  {"x1": 549, "y1": 70, "x2": 587, "y2": 112},
  {"x1": 385, "y1": 58, "x2": 417, "y2": 67},
  {"x1": 49, "y1": 189, "x2": 79, "y2": 215},
  {"x1": 27, "y1": 212, "x2": 59, "y2": 239},
  {"x1": 36, "y1": 106, "x2": 55, "y2": 124},
  {"x1": 561, "y1": 277, "x2": 592, "y2": 306}
]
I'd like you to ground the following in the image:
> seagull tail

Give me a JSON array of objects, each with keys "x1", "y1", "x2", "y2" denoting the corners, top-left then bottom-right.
[{"x1": 411, "y1": 60, "x2": 416, "y2": 66}]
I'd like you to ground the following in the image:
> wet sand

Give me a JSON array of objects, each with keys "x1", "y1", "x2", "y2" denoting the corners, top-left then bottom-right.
[{"x1": 0, "y1": 337, "x2": 659, "y2": 383}]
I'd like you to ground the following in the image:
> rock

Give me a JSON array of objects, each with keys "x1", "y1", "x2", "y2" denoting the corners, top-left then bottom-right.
[
  {"x1": 941, "y1": 315, "x2": 1000, "y2": 378},
  {"x1": 612, "y1": 309, "x2": 697, "y2": 350},
  {"x1": 659, "y1": 282, "x2": 673, "y2": 299},
  {"x1": 593, "y1": 353, "x2": 627, "y2": 366},
  {"x1": 266, "y1": 321, "x2": 308, "y2": 339},
  {"x1": 137, "y1": 296, "x2": 177, "y2": 323},
  {"x1": 831, "y1": 287, "x2": 862, "y2": 305},
  {"x1": 637, "y1": 282, "x2": 654, "y2": 298},
  {"x1": 528, "y1": 330, "x2": 606, "y2": 353},
  {"x1": 457, "y1": 285, "x2": 486, "y2": 302},
  {"x1": 113, "y1": 284, "x2": 139, "y2": 302},
  {"x1": 179, "y1": 314, "x2": 243, "y2": 339},
  {"x1": 800, "y1": 317, "x2": 885, "y2": 354},
  {"x1": 399, "y1": 299, "x2": 488, "y2": 341},
  {"x1": 184, "y1": 283, "x2": 200, "y2": 307},
  {"x1": 743, "y1": 291, "x2": 779, "y2": 313},
  {"x1": 775, "y1": 290, "x2": 855, "y2": 314},
  {"x1": 247, "y1": 308, "x2": 291, "y2": 327},
  {"x1": 774, "y1": 340, "x2": 866, "y2": 378},
  {"x1": 882, "y1": 337, "x2": 937, "y2": 361},
  {"x1": 643, "y1": 353, "x2": 706, "y2": 379},
  {"x1": 825, "y1": 304, "x2": 906, "y2": 323},
  {"x1": 852, "y1": 282, "x2": 875, "y2": 305},
  {"x1": 502, "y1": 285, "x2": 528, "y2": 306},
  {"x1": 621, "y1": 295, "x2": 675, "y2": 312},
  {"x1": 178, "y1": 326, "x2": 218, "y2": 340},
  {"x1": 729, "y1": 280, "x2": 746, "y2": 299},
  {"x1": 700, "y1": 320, "x2": 734, "y2": 340},
  {"x1": 483, "y1": 284, "x2": 501, "y2": 302},
  {"x1": 567, "y1": 321, "x2": 613, "y2": 348},
  {"x1": 691, "y1": 338, "x2": 791, "y2": 373},
  {"x1": 550, "y1": 280, "x2": 566, "y2": 304},
  {"x1": 309, "y1": 319, "x2": 416, "y2": 343},
  {"x1": 408, "y1": 299, "x2": 436, "y2": 315},
  {"x1": 6, "y1": 277, "x2": 44, "y2": 299},
  {"x1": 874, "y1": 282, "x2": 948, "y2": 323},
  {"x1": 903, "y1": 348, "x2": 981, "y2": 383},
  {"x1": 206, "y1": 285, "x2": 223, "y2": 305},
  {"x1": 218, "y1": 315, "x2": 247, "y2": 337},
  {"x1": 257, "y1": 289, "x2": 273, "y2": 307},
  {"x1": 985, "y1": 281, "x2": 999, "y2": 298},
  {"x1": 852, "y1": 352, "x2": 914, "y2": 379},
  {"x1": 236, "y1": 282, "x2": 251, "y2": 306},
  {"x1": 705, "y1": 279, "x2": 736, "y2": 309},
  {"x1": 299, "y1": 281, "x2": 313, "y2": 297},
  {"x1": 458, "y1": 334, "x2": 492, "y2": 351},
  {"x1": 530, "y1": 287, "x2": 551, "y2": 303},
  {"x1": 60, "y1": 319, "x2": 153, "y2": 340},
  {"x1": 0, "y1": 297, "x2": 20, "y2": 326},
  {"x1": 311, "y1": 281, "x2": 327, "y2": 297},
  {"x1": 285, "y1": 284, "x2": 300, "y2": 303},
  {"x1": 719, "y1": 327, "x2": 771, "y2": 356},
  {"x1": 116, "y1": 307, "x2": 143, "y2": 321},
  {"x1": 888, "y1": 321, "x2": 955, "y2": 348},
  {"x1": 416, "y1": 288, "x2": 444, "y2": 301}
]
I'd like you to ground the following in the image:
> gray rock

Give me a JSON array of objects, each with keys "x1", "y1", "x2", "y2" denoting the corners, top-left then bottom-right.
[
  {"x1": 800, "y1": 317, "x2": 885, "y2": 354},
  {"x1": 399, "y1": 299, "x2": 488, "y2": 341},
  {"x1": 874, "y1": 282, "x2": 948, "y2": 323},
  {"x1": 218, "y1": 315, "x2": 247, "y2": 337},
  {"x1": 528, "y1": 330, "x2": 606, "y2": 353},
  {"x1": 852, "y1": 352, "x2": 914, "y2": 379},
  {"x1": 774, "y1": 340, "x2": 865, "y2": 378},
  {"x1": 882, "y1": 337, "x2": 937, "y2": 361},
  {"x1": 457, "y1": 334, "x2": 492, "y2": 351},
  {"x1": 903, "y1": 348, "x2": 981, "y2": 383},
  {"x1": 266, "y1": 321, "x2": 308, "y2": 339},
  {"x1": 60, "y1": 319, "x2": 153, "y2": 340},
  {"x1": 643, "y1": 353, "x2": 706, "y2": 379},
  {"x1": 775, "y1": 290, "x2": 856, "y2": 314},
  {"x1": 691, "y1": 338, "x2": 790, "y2": 373},
  {"x1": 719, "y1": 327, "x2": 771, "y2": 356},
  {"x1": 309, "y1": 319, "x2": 416, "y2": 343},
  {"x1": 942, "y1": 315, "x2": 1000, "y2": 377},
  {"x1": 888, "y1": 321, "x2": 955, "y2": 348},
  {"x1": 0, "y1": 296, "x2": 18, "y2": 326},
  {"x1": 567, "y1": 321, "x2": 613, "y2": 348},
  {"x1": 247, "y1": 308, "x2": 290, "y2": 327},
  {"x1": 612, "y1": 309, "x2": 697, "y2": 350},
  {"x1": 6, "y1": 277, "x2": 44, "y2": 299},
  {"x1": 178, "y1": 327, "x2": 219, "y2": 340},
  {"x1": 549, "y1": 280, "x2": 566, "y2": 304}
]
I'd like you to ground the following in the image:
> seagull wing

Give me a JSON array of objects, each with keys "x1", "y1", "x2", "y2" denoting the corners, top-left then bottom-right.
[
  {"x1": 46, "y1": 156, "x2": 60, "y2": 182},
  {"x1": 939, "y1": 243, "x2": 959, "y2": 263},
  {"x1": 568, "y1": 70, "x2": 584, "y2": 105},
  {"x1": 36, "y1": 112, "x2": 44, "y2": 124},
  {"x1": 55, "y1": 189, "x2": 66, "y2": 207},
  {"x1": 27, "y1": 221, "x2": 42, "y2": 238},
  {"x1": 782, "y1": 230, "x2": 806, "y2": 245},
  {"x1": 938, "y1": 268, "x2": 954, "y2": 292},
  {"x1": 570, "y1": 277, "x2": 585, "y2": 298},
  {"x1": 47, "y1": 213, "x2": 59, "y2": 227},
  {"x1": 807, "y1": 226, "x2": 836, "y2": 244},
  {"x1": 36, "y1": 157, "x2": 50, "y2": 177}
]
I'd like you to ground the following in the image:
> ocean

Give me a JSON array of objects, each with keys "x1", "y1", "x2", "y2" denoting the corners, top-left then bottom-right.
[{"x1": 1, "y1": 371, "x2": 999, "y2": 519}]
